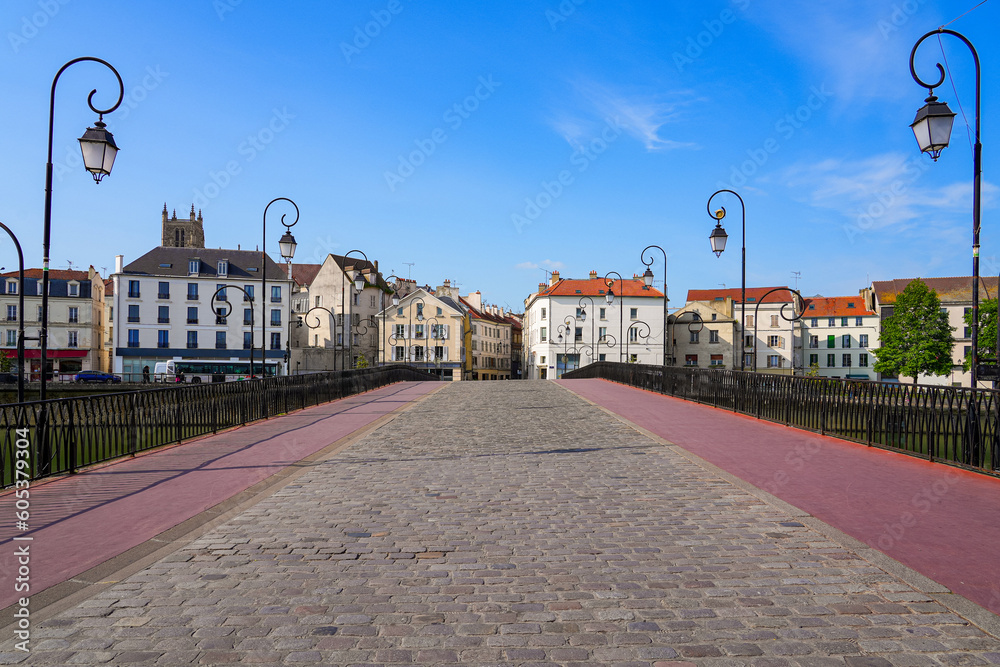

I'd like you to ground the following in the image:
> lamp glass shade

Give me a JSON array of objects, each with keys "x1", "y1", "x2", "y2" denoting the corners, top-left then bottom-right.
[
  {"x1": 643, "y1": 267, "x2": 654, "y2": 287},
  {"x1": 353, "y1": 272, "x2": 365, "y2": 293},
  {"x1": 278, "y1": 231, "x2": 297, "y2": 260},
  {"x1": 910, "y1": 96, "x2": 956, "y2": 161},
  {"x1": 709, "y1": 223, "x2": 728, "y2": 257},
  {"x1": 78, "y1": 120, "x2": 118, "y2": 183},
  {"x1": 605, "y1": 290, "x2": 615, "y2": 305},
  {"x1": 579, "y1": 308, "x2": 586, "y2": 322},
  {"x1": 392, "y1": 293, "x2": 400, "y2": 307}
]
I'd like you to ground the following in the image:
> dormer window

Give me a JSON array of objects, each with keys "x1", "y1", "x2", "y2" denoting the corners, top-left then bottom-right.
[
  {"x1": 6, "y1": 281, "x2": 16, "y2": 295},
  {"x1": 68, "y1": 282, "x2": 79, "y2": 297},
  {"x1": 848, "y1": 302, "x2": 855, "y2": 308},
  {"x1": 188, "y1": 259, "x2": 200, "y2": 275},
  {"x1": 218, "y1": 260, "x2": 229, "y2": 277}
]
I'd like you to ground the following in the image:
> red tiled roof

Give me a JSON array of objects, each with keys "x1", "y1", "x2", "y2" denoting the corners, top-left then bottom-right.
[
  {"x1": 0, "y1": 269, "x2": 91, "y2": 281},
  {"x1": 688, "y1": 287, "x2": 794, "y2": 304},
  {"x1": 539, "y1": 278, "x2": 663, "y2": 298},
  {"x1": 104, "y1": 278, "x2": 114, "y2": 296},
  {"x1": 802, "y1": 296, "x2": 874, "y2": 318},
  {"x1": 291, "y1": 263, "x2": 321, "y2": 287},
  {"x1": 872, "y1": 277, "x2": 1000, "y2": 305}
]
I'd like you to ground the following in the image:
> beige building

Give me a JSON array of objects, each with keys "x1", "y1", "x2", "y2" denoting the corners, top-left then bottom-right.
[
  {"x1": 462, "y1": 291, "x2": 513, "y2": 380},
  {"x1": 667, "y1": 296, "x2": 738, "y2": 370},
  {"x1": 379, "y1": 280, "x2": 468, "y2": 380}
]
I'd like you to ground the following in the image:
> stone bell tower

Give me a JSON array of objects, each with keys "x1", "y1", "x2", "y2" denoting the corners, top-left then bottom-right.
[{"x1": 161, "y1": 203, "x2": 205, "y2": 248}]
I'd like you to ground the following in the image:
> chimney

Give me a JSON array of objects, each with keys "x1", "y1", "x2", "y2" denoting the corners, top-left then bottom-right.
[
  {"x1": 589, "y1": 270, "x2": 597, "y2": 280},
  {"x1": 538, "y1": 282, "x2": 546, "y2": 292},
  {"x1": 550, "y1": 270, "x2": 560, "y2": 285},
  {"x1": 115, "y1": 254, "x2": 124, "y2": 274}
]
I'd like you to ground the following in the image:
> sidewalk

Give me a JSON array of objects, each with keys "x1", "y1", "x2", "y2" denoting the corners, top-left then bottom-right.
[
  {"x1": 559, "y1": 378, "x2": 1000, "y2": 616},
  {"x1": 0, "y1": 381, "x2": 442, "y2": 611}
]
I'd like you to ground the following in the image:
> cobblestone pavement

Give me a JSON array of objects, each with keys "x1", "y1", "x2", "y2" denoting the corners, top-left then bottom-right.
[{"x1": 5, "y1": 381, "x2": 1000, "y2": 666}]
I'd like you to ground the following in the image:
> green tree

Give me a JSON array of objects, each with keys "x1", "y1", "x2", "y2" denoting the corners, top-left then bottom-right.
[
  {"x1": 872, "y1": 279, "x2": 954, "y2": 384},
  {"x1": 355, "y1": 353, "x2": 370, "y2": 369},
  {"x1": 806, "y1": 361, "x2": 819, "y2": 377},
  {"x1": 0, "y1": 352, "x2": 11, "y2": 373},
  {"x1": 962, "y1": 298, "x2": 997, "y2": 372}
]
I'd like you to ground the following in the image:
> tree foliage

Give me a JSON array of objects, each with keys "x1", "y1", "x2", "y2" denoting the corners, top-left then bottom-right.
[
  {"x1": 355, "y1": 353, "x2": 370, "y2": 369},
  {"x1": 872, "y1": 279, "x2": 954, "y2": 383},
  {"x1": 963, "y1": 298, "x2": 997, "y2": 372}
]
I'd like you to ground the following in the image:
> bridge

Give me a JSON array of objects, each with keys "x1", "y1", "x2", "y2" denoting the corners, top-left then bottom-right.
[{"x1": 1, "y1": 378, "x2": 999, "y2": 664}]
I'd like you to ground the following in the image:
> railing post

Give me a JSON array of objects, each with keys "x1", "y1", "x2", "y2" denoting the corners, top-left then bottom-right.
[
  {"x1": 175, "y1": 389, "x2": 183, "y2": 444},
  {"x1": 130, "y1": 392, "x2": 138, "y2": 456},
  {"x1": 68, "y1": 400, "x2": 77, "y2": 475}
]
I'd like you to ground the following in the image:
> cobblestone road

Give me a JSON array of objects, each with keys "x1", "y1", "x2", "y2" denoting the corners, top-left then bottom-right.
[{"x1": 6, "y1": 381, "x2": 1000, "y2": 666}]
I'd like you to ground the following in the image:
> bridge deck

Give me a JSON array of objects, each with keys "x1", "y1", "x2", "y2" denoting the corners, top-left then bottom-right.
[{"x1": 0, "y1": 379, "x2": 998, "y2": 665}]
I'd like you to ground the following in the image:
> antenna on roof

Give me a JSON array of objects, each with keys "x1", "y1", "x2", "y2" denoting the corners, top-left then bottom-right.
[
  {"x1": 791, "y1": 271, "x2": 801, "y2": 291},
  {"x1": 719, "y1": 283, "x2": 726, "y2": 289},
  {"x1": 66, "y1": 260, "x2": 74, "y2": 271},
  {"x1": 403, "y1": 262, "x2": 415, "y2": 279}
]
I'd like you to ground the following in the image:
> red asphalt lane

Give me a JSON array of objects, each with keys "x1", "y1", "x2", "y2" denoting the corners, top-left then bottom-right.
[
  {"x1": 559, "y1": 378, "x2": 1000, "y2": 615},
  {"x1": 0, "y1": 381, "x2": 440, "y2": 609}
]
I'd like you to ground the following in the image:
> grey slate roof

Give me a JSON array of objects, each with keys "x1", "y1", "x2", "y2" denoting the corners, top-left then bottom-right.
[{"x1": 121, "y1": 247, "x2": 289, "y2": 281}]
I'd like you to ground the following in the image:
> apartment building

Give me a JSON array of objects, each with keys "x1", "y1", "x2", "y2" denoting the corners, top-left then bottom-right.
[
  {"x1": 378, "y1": 280, "x2": 468, "y2": 380},
  {"x1": 800, "y1": 296, "x2": 879, "y2": 380},
  {"x1": 462, "y1": 291, "x2": 513, "y2": 380}
]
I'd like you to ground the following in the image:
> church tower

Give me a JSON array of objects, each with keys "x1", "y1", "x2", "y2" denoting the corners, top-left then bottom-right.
[{"x1": 161, "y1": 204, "x2": 205, "y2": 248}]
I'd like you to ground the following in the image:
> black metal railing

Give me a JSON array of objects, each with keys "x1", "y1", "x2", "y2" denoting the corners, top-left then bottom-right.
[
  {"x1": 0, "y1": 365, "x2": 437, "y2": 488},
  {"x1": 564, "y1": 362, "x2": 1000, "y2": 476}
]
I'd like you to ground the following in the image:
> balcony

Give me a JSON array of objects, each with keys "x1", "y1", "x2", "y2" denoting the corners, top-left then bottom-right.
[
  {"x1": 187, "y1": 343, "x2": 198, "y2": 349},
  {"x1": 243, "y1": 318, "x2": 253, "y2": 326},
  {"x1": 216, "y1": 317, "x2": 227, "y2": 326},
  {"x1": 215, "y1": 342, "x2": 226, "y2": 349},
  {"x1": 157, "y1": 342, "x2": 169, "y2": 349},
  {"x1": 127, "y1": 316, "x2": 140, "y2": 323},
  {"x1": 187, "y1": 318, "x2": 198, "y2": 325},
  {"x1": 157, "y1": 293, "x2": 170, "y2": 300},
  {"x1": 128, "y1": 291, "x2": 140, "y2": 299},
  {"x1": 186, "y1": 293, "x2": 198, "y2": 301},
  {"x1": 158, "y1": 317, "x2": 170, "y2": 324},
  {"x1": 270, "y1": 296, "x2": 282, "y2": 303},
  {"x1": 127, "y1": 341, "x2": 139, "y2": 348},
  {"x1": 242, "y1": 342, "x2": 252, "y2": 350}
]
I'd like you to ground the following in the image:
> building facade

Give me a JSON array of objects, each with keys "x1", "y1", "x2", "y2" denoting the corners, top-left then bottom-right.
[
  {"x1": 462, "y1": 292, "x2": 513, "y2": 380},
  {"x1": 378, "y1": 281, "x2": 468, "y2": 380},
  {"x1": 0, "y1": 268, "x2": 106, "y2": 379},
  {"x1": 524, "y1": 270, "x2": 666, "y2": 379},
  {"x1": 800, "y1": 296, "x2": 879, "y2": 380},
  {"x1": 667, "y1": 296, "x2": 738, "y2": 370}
]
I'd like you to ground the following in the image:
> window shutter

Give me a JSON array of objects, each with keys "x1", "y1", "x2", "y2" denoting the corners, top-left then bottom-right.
[{"x1": 442, "y1": 324, "x2": 449, "y2": 339}]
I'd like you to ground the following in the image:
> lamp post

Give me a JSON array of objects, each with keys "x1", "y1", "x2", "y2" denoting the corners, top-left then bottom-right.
[
  {"x1": 596, "y1": 332, "x2": 617, "y2": 365},
  {"x1": 41, "y1": 57, "x2": 124, "y2": 402},
  {"x1": 340, "y1": 249, "x2": 370, "y2": 369},
  {"x1": 909, "y1": 29, "x2": 982, "y2": 387},
  {"x1": 212, "y1": 285, "x2": 254, "y2": 379},
  {"x1": 0, "y1": 222, "x2": 26, "y2": 403},
  {"x1": 383, "y1": 274, "x2": 401, "y2": 367},
  {"x1": 706, "y1": 189, "x2": 746, "y2": 371},
  {"x1": 578, "y1": 296, "x2": 595, "y2": 369},
  {"x1": 626, "y1": 320, "x2": 651, "y2": 364},
  {"x1": 262, "y1": 198, "x2": 298, "y2": 378},
  {"x1": 640, "y1": 245, "x2": 668, "y2": 367},
  {"x1": 604, "y1": 271, "x2": 624, "y2": 363},
  {"x1": 751, "y1": 287, "x2": 804, "y2": 373},
  {"x1": 556, "y1": 316, "x2": 578, "y2": 377}
]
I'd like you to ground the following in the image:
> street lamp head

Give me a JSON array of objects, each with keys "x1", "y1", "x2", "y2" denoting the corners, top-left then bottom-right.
[
  {"x1": 642, "y1": 267, "x2": 654, "y2": 288},
  {"x1": 391, "y1": 291, "x2": 400, "y2": 307},
  {"x1": 353, "y1": 270, "x2": 365, "y2": 293},
  {"x1": 910, "y1": 93, "x2": 956, "y2": 161},
  {"x1": 709, "y1": 221, "x2": 728, "y2": 257},
  {"x1": 605, "y1": 289, "x2": 615, "y2": 305},
  {"x1": 278, "y1": 230, "x2": 297, "y2": 260},
  {"x1": 78, "y1": 117, "x2": 118, "y2": 183},
  {"x1": 579, "y1": 308, "x2": 586, "y2": 322}
]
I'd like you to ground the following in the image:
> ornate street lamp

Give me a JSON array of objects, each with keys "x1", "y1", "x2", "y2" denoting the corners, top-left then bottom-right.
[
  {"x1": 341, "y1": 249, "x2": 370, "y2": 370},
  {"x1": 706, "y1": 189, "x2": 746, "y2": 370},
  {"x1": 640, "y1": 245, "x2": 668, "y2": 367},
  {"x1": 0, "y1": 222, "x2": 26, "y2": 403},
  {"x1": 261, "y1": 198, "x2": 299, "y2": 378},
  {"x1": 41, "y1": 57, "x2": 124, "y2": 403},
  {"x1": 751, "y1": 287, "x2": 804, "y2": 373},
  {"x1": 212, "y1": 285, "x2": 255, "y2": 379},
  {"x1": 604, "y1": 271, "x2": 624, "y2": 363},
  {"x1": 625, "y1": 320, "x2": 651, "y2": 364}
]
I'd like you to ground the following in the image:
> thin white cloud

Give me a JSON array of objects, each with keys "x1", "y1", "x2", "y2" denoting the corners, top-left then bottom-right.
[{"x1": 515, "y1": 259, "x2": 566, "y2": 271}]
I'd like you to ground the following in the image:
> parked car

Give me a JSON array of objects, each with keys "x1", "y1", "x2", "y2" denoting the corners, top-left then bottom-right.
[{"x1": 74, "y1": 371, "x2": 122, "y2": 384}]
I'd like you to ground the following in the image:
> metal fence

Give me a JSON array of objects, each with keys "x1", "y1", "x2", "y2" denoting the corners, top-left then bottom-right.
[
  {"x1": 564, "y1": 362, "x2": 1000, "y2": 476},
  {"x1": 1, "y1": 365, "x2": 436, "y2": 488}
]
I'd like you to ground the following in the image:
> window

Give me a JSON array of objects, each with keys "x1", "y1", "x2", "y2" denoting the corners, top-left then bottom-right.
[
  {"x1": 188, "y1": 260, "x2": 199, "y2": 275},
  {"x1": 809, "y1": 353, "x2": 818, "y2": 366},
  {"x1": 744, "y1": 334, "x2": 754, "y2": 348},
  {"x1": 158, "y1": 281, "x2": 170, "y2": 299},
  {"x1": 685, "y1": 354, "x2": 698, "y2": 367},
  {"x1": 541, "y1": 308, "x2": 546, "y2": 320},
  {"x1": 415, "y1": 324, "x2": 425, "y2": 339},
  {"x1": 314, "y1": 295, "x2": 321, "y2": 308},
  {"x1": 828, "y1": 317, "x2": 836, "y2": 327},
  {"x1": 598, "y1": 326, "x2": 607, "y2": 341},
  {"x1": 842, "y1": 334, "x2": 851, "y2": 348},
  {"x1": 767, "y1": 355, "x2": 782, "y2": 368},
  {"x1": 216, "y1": 284, "x2": 227, "y2": 301},
  {"x1": 157, "y1": 330, "x2": 169, "y2": 349},
  {"x1": 436, "y1": 307, "x2": 442, "y2": 316},
  {"x1": 127, "y1": 305, "x2": 140, "y2": 323},
  {"x1": 575, "y1": 327, "x2": 583, "y2": 342},
  {"x1": 6, "y1": 282, "x2": 16, "y2": 295},
  {"x1": 216, "y1": 331, "x2": 226, "y2": 349},
  {"x1": 809, "y1": 335, "x2": 819, "y2": 348},
  {"x1": 215, "y1": 308, "x2": 227, "y2": 325},
  {"x1": 187, "y1": 307, "x2": 198, "y2": 324},
  {"x1": 414, "y1": 346, "x2": 424, "y2": 361},
  {"x1": 690, "y1": 330, "x2": 700, "y2": 344},
  {"x1": 187, "y1": 283, "x2": 198, "y2": 300},
  {"x1": 352, "y1": 293, "x2": 359, "y2": 306},
  {"x1": 218, "y1": 260, "x2": 228, "y2": 276},
  {"x1": 244, "y1": 285, "x2": 254, "y2": 302},
  {"x1": 711, "y1": 313, "x2": 717, "y2": 321},
  {"x1": 811, "y1": 318, "x2": 818, "y2": 327},
  {"x1": 575, "y1": 307, "x2": 584, "y2": 319},
  {"x1": 770, "y1": 315, "x2": 779, "y2": 327},
  {"x1": 710, "y1": 354, "x2": 724, "y2": 366},
  {"x1": 827, "y1": 354, "x2": 836, "y2": 367},
  {"x1": 4, "y1": 330, "x2": 15, "y2": 346},
  {"x1": 393, "y1": 324, "x2": 405, "y2": 338},
  {"x1": 244, "y1": 309, "x2": 253, "y2": 326},
  {"x1": 746, "y1": 315, "x2": 754, "y2": 327},
  {"x1": 827, "y1": 335, "x2": 836, "y2": 349},
  {"x1": 397, "y1": 307, "x2": 403, "y2": 316},
  {"x1": 599, "y1": 307, "x2": 606, "y2": 320},
  {"x1": 859, "y1": 353, "x2": 869, "y2": 367},
  {"x1": 158, "y1": 306, "x2": 170, "y2": 324},
  {"x1": 36, "y1": 306, "x2": 42, "y2": 321},
  {"x1": 109, "y1": 306, "x2": 113, "y2": 322},
  {"x1": 270, "y1": 332, "x2": 281, "y2": 350},
  {"x1": 67, "y1": 331, "x2": 78, "y2": 348},
  {"x1": 127, "y1": 329, "x2": 139, "y2": 347},
  {"x1": 68, "y1": 283, "x2": 78, "y2": 297},
  {"x1": 964, "y1": 327, "x2": 971, "y2": 339},
  {"x1": 5, "y1": 305, "x2": 15, "y2": 322},
  {"x1": 269, "y1": 309, "x2": 281, "y2": 326},
  {"x1": 856, "y1": 317, "x2": 863, "y2": 326},
  {"x1": 128, "y1": 280, "x2": 140, "y2": 298},
  {"x1": 841, "y1": 317, "x2": 849, "y2": 327},
  {"x1": 630, "y1": 354, "x2": 638, "y2": 363},
  {"x1": 744, "y1": 353, "x2": 754, "y2": 367},
  {"x1": 843, "y1": 353, "x2": 852, "y2": 368},
  {"x1": 243, "y1": 332, "x2": 253, "y2": 349},
  {"x1": 187, "y1": 331, "x2": 198, "y2": 349},
  {"x1": 540, "y1": 327, "x2": 547, "y2": 342},
  {"x1": 630, "y1": 308, "x2": 638, "y2": 320},
  {"x1": 270, "y1": 286, "x2": 281, "y2": 303},
  {"x1": 768, "y1": 335, "x2": 782, "y2": 348},
  {"x1": 629, "y1": 328, "x2": 639, "y2": 342},
  {"x1": 68, "y1": 307, "x2": 79, "y2": 324},
  {"x1": 859, "y1": 334, "x2": 869, "y2": 348},
  {"x1": 709, "y1": 330, "x2": 719, "y2": 343}
]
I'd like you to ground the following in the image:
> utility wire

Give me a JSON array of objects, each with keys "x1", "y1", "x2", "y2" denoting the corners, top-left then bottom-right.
[
  {"x1": 940, "y1": 0, "x2": 991, "y2": 27},
  {"x1": 936, "y1": 35, "x2": 975, "y2": 154}
]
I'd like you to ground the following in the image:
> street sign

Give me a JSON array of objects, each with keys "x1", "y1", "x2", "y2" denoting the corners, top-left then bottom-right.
[{"x1": 977, "y1": 365, "x2": 1000, "y2": 381}]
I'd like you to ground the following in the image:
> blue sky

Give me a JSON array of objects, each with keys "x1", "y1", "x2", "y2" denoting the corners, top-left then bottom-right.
[{"x1": 0, "y1": 0, "x2": 996, "y2": 313}]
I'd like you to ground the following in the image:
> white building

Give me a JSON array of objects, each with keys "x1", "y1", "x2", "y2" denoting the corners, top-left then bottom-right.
[
  {"x1": 524, "y1": 270, "x2": 666, "y2": 379},
  {"x1": 112, "y1": 248, "x2": 293, "y2": 381},
  {"x1": 800, "y1": 296, "x2": 879, "y2": 380}
]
